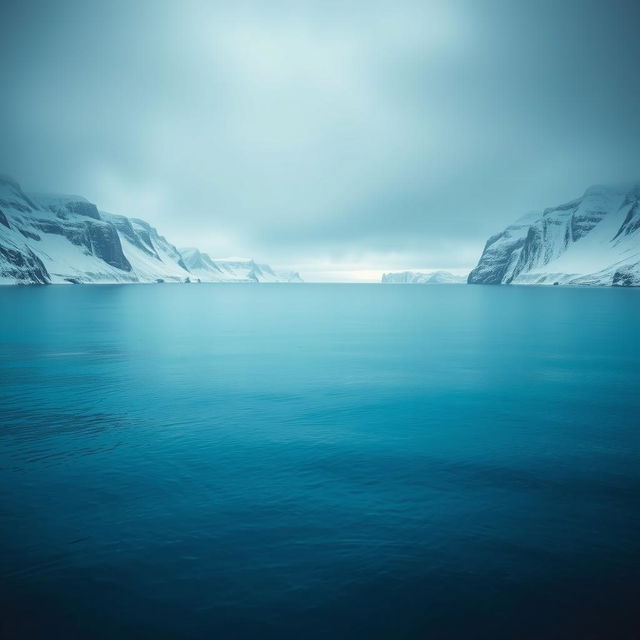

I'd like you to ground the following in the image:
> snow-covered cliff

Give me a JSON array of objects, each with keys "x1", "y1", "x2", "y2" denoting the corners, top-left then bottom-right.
[
  {"x1": 381, "y1": 270, "x2": 466, "y2": 284},
  {"x1": 0, "y1": 176, "x2": 301, "y2": 285},
  {"x1": 468, "y1": 183, "x2": 640, "y2": 286}
]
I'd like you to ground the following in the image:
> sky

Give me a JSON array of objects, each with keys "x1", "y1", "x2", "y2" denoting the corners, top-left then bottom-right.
[{"x1": 1, "y1": 0, "x2": 640, "y2": 281}]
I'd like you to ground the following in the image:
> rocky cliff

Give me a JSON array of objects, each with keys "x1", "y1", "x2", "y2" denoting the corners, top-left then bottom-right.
[
  {"x1": 0, "y1": 176, "x2": 301, "y2": 285},
  {"x1": 469, "y1": 183, "x2": 640, "y2": 286}
]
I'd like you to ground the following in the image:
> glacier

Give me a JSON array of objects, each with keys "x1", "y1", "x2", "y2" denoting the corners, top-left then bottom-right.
[
  {"x1": 468, "y1": 183, "x2": 640, "y2": 286},
  {"x1": 0, "y1": 175, "x2": 301, "y2": 285},
  {"x1": 381, "y1": 271, "x2": 466, "y2": 284}
]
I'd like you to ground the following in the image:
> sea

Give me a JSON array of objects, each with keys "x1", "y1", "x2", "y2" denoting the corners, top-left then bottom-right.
[{"x1": 0, "y1": 283, "x2": 638, "y2": 638}]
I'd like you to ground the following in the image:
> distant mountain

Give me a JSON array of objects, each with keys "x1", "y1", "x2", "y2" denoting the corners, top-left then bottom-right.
[
  {"x1": 381, "y1": 270, "x2": 466, "y2": 284},
  {"x1": 0, "y1": 175, "x2": 301, "y2": 285},
  {"x1": 469, "y1": 183, "x2": 640, "y2": 286},
  {"x1": 276, "y1": 270, "x2": 304, "y2": 283},
  {"x1": 180, "y1": 248, "x2": 302, "y2": 283}
]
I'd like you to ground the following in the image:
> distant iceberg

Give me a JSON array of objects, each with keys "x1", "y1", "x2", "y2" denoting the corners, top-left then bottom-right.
[{"x1": 381, "y1": 270, "x2": 466, "y2": 284}]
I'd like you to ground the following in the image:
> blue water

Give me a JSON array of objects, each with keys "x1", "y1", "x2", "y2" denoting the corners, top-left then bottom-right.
[{"x1": 0, "y1": 284, "x2": 638, "y2": 639}]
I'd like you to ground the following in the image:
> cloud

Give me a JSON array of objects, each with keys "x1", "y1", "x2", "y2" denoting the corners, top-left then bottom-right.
[{"x1": 1, "y1": 0, "x2": 639, "y2": 280}]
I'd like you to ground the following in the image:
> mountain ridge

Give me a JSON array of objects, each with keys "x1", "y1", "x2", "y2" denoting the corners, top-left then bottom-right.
[
  {"x1": 468, "y1": 183, "x2": 640, "y2": 286},
  {"x1": 0, "y1": 176, "x2": 301, "y2": 285},
  {"x1": 381, "y1": 270, "x2": 466, "y2": 284}
]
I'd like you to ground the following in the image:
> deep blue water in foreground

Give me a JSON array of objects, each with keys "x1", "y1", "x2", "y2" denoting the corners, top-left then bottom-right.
[{"x1": 0, "y1": 284, "x2": 638, "y2": 639}]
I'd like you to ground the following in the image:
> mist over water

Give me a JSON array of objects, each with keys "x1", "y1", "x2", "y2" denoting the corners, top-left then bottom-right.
[{"x1": 1, "y1": 284, "x2": 639, "y2": 638}]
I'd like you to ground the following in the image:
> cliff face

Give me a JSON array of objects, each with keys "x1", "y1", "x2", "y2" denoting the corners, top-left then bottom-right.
[
  {"x1": 0, "y1": 176, "x2": 302, "y2": 285},
  {"x1": 0, "y1": 243, "x2": 49, "y2": 284},
  {"x1": 0, "y1": 177, "x2": 136, "y2": 284},
  {"x1": 469, "y1": 184, "x2": 640, "y2": 286}
]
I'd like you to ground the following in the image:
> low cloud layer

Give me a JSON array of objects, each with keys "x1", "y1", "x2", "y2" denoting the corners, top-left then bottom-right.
[{"x1": 2, "y1": 0, "x2": 640, "y2": 280}]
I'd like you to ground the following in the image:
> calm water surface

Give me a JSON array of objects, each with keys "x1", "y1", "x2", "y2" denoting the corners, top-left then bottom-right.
[{"x1": 0, "y1": 284, "x2": 638, "y2": 638}]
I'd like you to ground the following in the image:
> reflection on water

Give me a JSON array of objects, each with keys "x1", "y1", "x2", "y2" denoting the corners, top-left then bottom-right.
[{"x1": 0, "y1": 284, "x2": 639, "y2": 639}]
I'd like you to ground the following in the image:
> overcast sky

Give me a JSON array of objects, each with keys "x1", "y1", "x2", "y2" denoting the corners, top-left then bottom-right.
[{"x1": 1, "y1": 0, "x2": 639, "y2": 281}]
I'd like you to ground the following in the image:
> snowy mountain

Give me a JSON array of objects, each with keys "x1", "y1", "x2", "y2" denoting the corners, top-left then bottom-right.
[
  {"x1": 276, "y1": 270, "x2": 304, "y2": 283},
  {"x1": 381, "y1": 270, "x2": 466, "y2": 284},
  {"x1": 180, "y1": 249, "x2": 302, "y2": 283},
  {"x1": 0, "y1": 175, "x2": 301, "y2": 285},
  {"x1": 469, "y1": 183, "x2": 640, "y2": 286}
]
